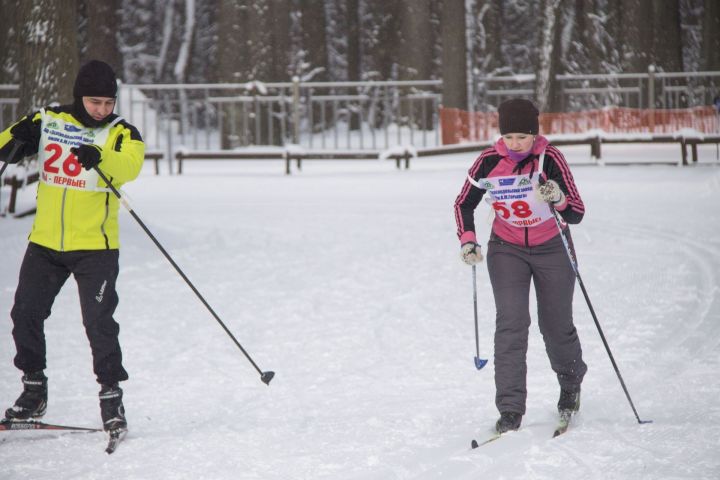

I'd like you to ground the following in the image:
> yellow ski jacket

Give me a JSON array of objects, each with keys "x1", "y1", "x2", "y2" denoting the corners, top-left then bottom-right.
[{"x1": 0, "y1": 105, "x2": 144, "y2": 251}]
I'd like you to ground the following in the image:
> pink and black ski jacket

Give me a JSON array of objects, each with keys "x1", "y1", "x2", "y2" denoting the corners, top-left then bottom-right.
[{"x1": 454, "y1": 135, "x2": 584, "y2": 248}]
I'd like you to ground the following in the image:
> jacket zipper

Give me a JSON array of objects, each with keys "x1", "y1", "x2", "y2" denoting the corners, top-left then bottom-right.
[{"x1": 60, "y1": 188, "x2": 68, "y2": 251}]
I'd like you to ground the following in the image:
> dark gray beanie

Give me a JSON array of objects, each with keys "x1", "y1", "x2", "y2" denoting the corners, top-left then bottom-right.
[
  {"x1": 498, "y1": 98, "x2": 539, "y2": 135},
  {"x1": 73, "y1": 60, "x2": 117, "y2": 98}
]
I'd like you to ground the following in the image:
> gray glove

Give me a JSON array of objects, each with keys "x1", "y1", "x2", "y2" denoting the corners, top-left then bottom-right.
[
  {"x1": 460, "y1": 242, "x2": 483, "y2": 265},
  {"x1": 536, "y1": 179, "x2": 566, "y2": 205}
]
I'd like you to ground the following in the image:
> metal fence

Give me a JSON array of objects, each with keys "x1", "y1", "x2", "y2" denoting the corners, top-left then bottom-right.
[
  {"x1": 116, "y1": 79, "x2": 442, "y2": 157},
  {"x1": 2, "y1": 70, "x2": 719, "y2": 154},
  {"x1": 473, "y1": 69, "x2": 720, "y2": 111}
]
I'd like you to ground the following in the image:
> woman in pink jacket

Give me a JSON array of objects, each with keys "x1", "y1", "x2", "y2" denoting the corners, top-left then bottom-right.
[{"x1": 454, "y1": 98, "x2": 587, "y2": 434}]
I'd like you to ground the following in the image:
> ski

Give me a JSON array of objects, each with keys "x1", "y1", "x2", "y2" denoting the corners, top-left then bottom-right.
[
  {"x1": 105, "y1": 428, "x2": 127, "y2": 454},
  {"x1": 0, "y1": 418, "x2": 101, "y2": 433},
  {"x1": 552, "y1": 410, "x2": 573, "y2": 438},
  {"x1": 470, "y1": 433, "x2": 502, "y2": 449}
]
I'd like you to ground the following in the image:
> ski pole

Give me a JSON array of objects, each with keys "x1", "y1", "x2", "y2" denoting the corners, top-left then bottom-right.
[
  {"x1": 0, "y1": 139, "x2": 27, "y2": 178},
  {"x1": 472, "y1": 265, "x2": 488, "y2": 370},
  {"x1": 93, "y1": 166, "x2": 275, "y2": 385},
  {"x1": 548, "y1": 206, "x2": 650, "y2": 424}
]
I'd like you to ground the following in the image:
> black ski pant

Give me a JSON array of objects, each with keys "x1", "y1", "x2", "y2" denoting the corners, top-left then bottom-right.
[
  {"x1": 10, "y1": 242, "x2": 129, "y2": 385},
  {"x1": 487, "y1": 232, "x2": 587, "y2": 416}
]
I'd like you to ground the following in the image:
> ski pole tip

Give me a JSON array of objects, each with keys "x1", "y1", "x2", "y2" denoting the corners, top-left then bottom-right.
[
  {"x1": 261, "y1": 371, "x2": 275, "y2": 385},
  {"x1": 474, "y1": 357, "x2": 488, "y2": 370}
]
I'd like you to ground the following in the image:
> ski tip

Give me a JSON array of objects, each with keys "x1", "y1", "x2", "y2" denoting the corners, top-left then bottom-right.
[
  {"x1": 261, "y1": 371, "x2": 275, "y2": 385},
  {"x1": 474, "y1": 357, "x2": 488, "y2": 370}
]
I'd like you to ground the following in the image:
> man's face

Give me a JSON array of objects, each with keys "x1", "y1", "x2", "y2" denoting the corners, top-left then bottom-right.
[{"x1": 82, "y1": 96, "x2": 116, "y2": 122}]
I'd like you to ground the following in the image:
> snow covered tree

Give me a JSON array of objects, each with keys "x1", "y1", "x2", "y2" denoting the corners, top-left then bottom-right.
[
  {"x1": 0, "y1": 0, "x2": 20, "y2": 85},
  {"x1": 534, "y1": 0, "x2": 563, "y2": 112},
  {"x1": 17, "y1": 0, "x2": 79, "y2": 114},
  {"x1": 78, "y1": 0, "x2": 123, "y2": 75},
  {"x1": 440, "y1": 0, "x2": 468, "y2": 110},
  {"x1": 700, "y1": 0, "x2": 720, "y2": 71}
]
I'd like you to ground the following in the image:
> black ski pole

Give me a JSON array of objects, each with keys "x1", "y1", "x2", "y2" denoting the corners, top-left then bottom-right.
[
  {"x1": 548, "y1": 207, "x2": 650, "y2": 424},
  {"x1": 471, "y1": 265, "x2": 488, "y2": 370},
  {"x1": 0, "y1": 139, "x2": 26, "y2": 178},
  {"x1": 93, "y1": 166, "x2": 274, "y2": 385}
]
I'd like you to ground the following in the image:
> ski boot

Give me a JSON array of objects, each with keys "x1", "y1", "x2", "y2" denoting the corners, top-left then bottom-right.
[
  {"x1": 495, "y1": 411, "x2": 522, "y2": 434},
  {"x1": 99, "y1": 383, "x2": 127, "y2": 432},
  {"x1": 557, "y1": 387, "x2": 581, "y2": 414},
  {"x1": 5, "y1": 371, "x2": 48, "y2": 421}
]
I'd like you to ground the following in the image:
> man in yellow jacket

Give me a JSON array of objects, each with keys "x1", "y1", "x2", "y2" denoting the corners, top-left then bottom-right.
[{"x1": 0, "y1": 60, "x2": 144, "y2": 437}]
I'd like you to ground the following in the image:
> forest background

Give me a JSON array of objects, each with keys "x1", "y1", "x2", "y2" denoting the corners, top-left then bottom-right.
[{"x1": 1, "y1": 0, "x2": 719, "y2": 119}]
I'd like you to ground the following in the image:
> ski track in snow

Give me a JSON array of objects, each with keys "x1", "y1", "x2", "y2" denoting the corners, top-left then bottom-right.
[{"x1": 1, "y1": 150, "x2": 719, "y2": 479}]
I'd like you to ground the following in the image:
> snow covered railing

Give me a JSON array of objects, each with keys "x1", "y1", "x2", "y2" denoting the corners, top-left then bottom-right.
[
  {"x1": 544, "y1": 132, "x2": 720, "y2": 166},
  {"x1": 145, "y1": 151, "x2": 164, "y2": 175},
  {"x1": 173, "y1": 132, "x2": 719, "y2": 175},
  {"x1": 431, "y1": 133, "x2": 720, "y2": 166},
  {"x1": 1, "y1": 168, "x2": 39, "y2": 217},
  {"x1": 174, "y1": 146, "x2": 418, "y2": 175}
]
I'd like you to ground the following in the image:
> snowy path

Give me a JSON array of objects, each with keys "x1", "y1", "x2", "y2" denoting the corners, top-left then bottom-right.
[{"x1": 1, "y1": 146, "x2": 719, "y2": 479}]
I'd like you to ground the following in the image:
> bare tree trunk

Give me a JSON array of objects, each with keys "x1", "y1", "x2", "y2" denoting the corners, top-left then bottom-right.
[
  {"x1": 652, "y1": 0, "x2": 683, "y2": 73},
  {"x1": 619, "y1": 0, "x2": 654, "y2": 72},
  {"x1": 156, "y1": 0, "x2": 177, "y2": 81},
  {"x1": 270, "y1": 0, "x2": 291, "y2": 81},
  {"x1": 701, "y1": 0, "x2": 720, "y2": 70},
  {"x1": 468, "y1": 0, "x2": 503, "y2": 110},
  {"x1": 347, "y1": 0, "x2": 361, "y2": 130},
  {"x1": 363, "y1": 0, "x2": 398, "y2": 80},
  {"x1": 534, "y1": 0, "x2": 562, "y2": 113},
  {"x1": 82, "y1": 0, "x2": 122, "y2": 75},
  {"x1": 0, "y1": 0, "x2": 20, "y2": 85},
  {"x1": 300, "y1": 0, "x2": 328, "y2": 81},
  {"x1": 174, "y1": 0, "x2": 195, "y2": 84},
  {"x1": 18, "y1": 0, "x2": 79, "y2": 115},
  {"x1": 397, "y1": 0, "x2": 433, "y2": 129},
  {"x1": 441, "y1": 0, "x2": 468, "y2": 110}
]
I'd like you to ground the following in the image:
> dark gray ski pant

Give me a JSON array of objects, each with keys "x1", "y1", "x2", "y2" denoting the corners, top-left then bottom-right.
[
  {"x1": 487, "y1": 231, "x2": 587, "y2": 416},
  {"x1": 10, "y1": 242, "x2": 129, "y2": 385}
]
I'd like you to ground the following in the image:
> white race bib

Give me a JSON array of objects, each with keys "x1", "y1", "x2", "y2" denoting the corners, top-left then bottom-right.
[
  {"x1": 467, "y1": 152, "x2": 554, "y2": 228},
  {"x1": 38, "y1": 110, "x2": 121, "y2": 192}
]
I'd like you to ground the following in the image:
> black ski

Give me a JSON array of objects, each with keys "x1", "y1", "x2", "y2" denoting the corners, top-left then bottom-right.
[
  {"x1": 552, "y1": 410, "x2": 573, "y2": 437},
  {"x1": 105, "y1": 428, "x2": 127, "y2": 454},
  {"x1": 470, "y1": 431, "x2": 503, "y2": 449},
  {"x1": 0, "y1": 418, "x2": 101, "y2": 432}
]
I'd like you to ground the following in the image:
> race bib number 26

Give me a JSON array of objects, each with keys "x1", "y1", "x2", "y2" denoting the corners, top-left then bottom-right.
[
  {"x1": 44, "y1": 143, "x2": 83, "y2": 177},
  {"x1": 40, "y1": 142, "x2": 96, "y2": 190}
]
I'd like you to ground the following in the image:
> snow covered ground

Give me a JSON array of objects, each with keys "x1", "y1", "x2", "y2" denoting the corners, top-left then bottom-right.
[{"x1": 1, "y1": 144, "x2": 719, "y2": 479}]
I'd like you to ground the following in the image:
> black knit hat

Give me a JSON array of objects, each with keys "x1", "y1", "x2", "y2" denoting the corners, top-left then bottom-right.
[
  {"x1": 498, "y1": 98, "x2": 539, "y2": 135},
  {"x1": 73, "y1": 60, "x2": 117, "y2": 98}
]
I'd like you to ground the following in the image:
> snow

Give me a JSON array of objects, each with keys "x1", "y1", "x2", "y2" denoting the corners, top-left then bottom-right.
[{"x1": 1, "y1": 143, "x2": 719, "y2": 479}]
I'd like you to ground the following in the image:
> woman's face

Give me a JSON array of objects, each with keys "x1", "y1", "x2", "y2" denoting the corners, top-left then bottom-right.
[
  {"x1": 82, "y1": 96, "x2": 116, "y2": 122},
  {"x1": 502, "y1": 133, "x2": 535, "y2": 152}
]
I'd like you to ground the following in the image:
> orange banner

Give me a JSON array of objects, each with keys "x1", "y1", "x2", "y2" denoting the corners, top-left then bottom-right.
[{"x1": 440, "y1": 106, "x2": 720, "y2": 144}]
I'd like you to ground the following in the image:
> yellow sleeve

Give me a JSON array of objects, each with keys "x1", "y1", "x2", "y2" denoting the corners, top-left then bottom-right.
[{"x1": 97, "y1": 122, "x2": 145, "y2": 184}]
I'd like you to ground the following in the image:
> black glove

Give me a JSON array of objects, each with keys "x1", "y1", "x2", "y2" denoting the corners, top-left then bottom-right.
[
  {"x1": 0, "y1": 138, "x2": 30, "y2": 164},
  {"x1": 71, "y1": 144, "x2": 103, "y2": 170}
]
